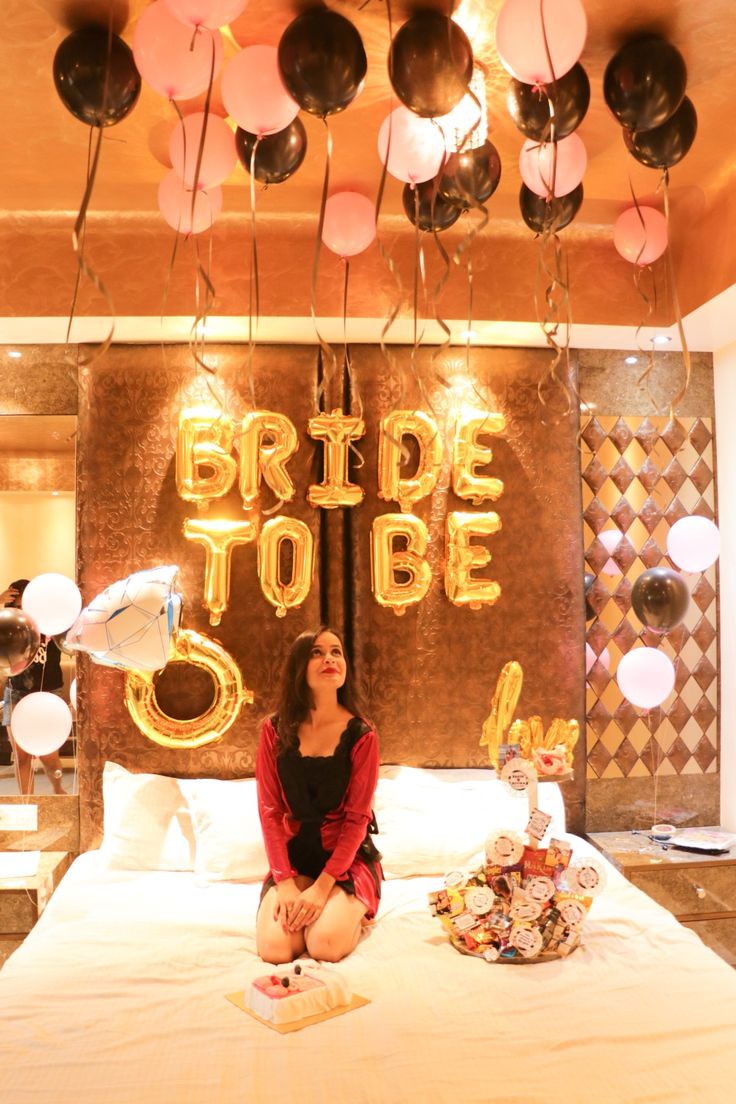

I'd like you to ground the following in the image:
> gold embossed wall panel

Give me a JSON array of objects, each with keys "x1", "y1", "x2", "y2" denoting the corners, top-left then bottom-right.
[
  {"x1": 346, "y1": 346, "x2": 586, "y2": 833},
  {"x1": 76, "y1": 345, "x2": 323, "y2": 847}
]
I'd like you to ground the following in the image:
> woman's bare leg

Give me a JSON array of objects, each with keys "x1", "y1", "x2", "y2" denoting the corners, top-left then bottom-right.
[
  {"x1": 305, "y1": 887, "x2": 367, "y2": 962},
  {"x1": 256, "y1": 876, "x2": 313, "y2": 964}
]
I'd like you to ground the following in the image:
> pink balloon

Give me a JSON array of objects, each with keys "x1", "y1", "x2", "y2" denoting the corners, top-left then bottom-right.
[
  {"x1": 221, "y1": 45, "x2": 299, "y2": 137},
  {"x1": 613, "y1": 207, "x2": 668, "y2": 266},
  {"x1": 164, "y1": 0, "x2": 248, "y2": 30},
  {"x1": 158, "y1": 170, "x2": 223, "y2": 234},
  {"x1": 496, "y1": 0, "x2": 587, "y2": 85},
  {"x1": 322, "y1": 192, "x2": 376, "y2": 258},
  {"x1": 667, "y1": 516, "x2": 721, "y2": 573},
  {"x1": 378, "y1": 106, "x2": 446, "y2": 184},
  {"x1": 616, "y1": 647, "x2": 675, "y2": 710},
  {"x1": 169, "y1": 112, "x2": 237, "y2": 188},
  {"x1": 133, "y1": 1, "x2": 224, "y2": 101},
  {"x1": 519, "y1": 133, "x2": 587, "y2": 198},
  {"x1": 586, "y1": 643, "x2": 611, "y2": 676},
  {"x1": 22, "y1": 573, "x2": 82, "y2": 635},
  {"x1": 10, "y1": 692, "x2": 73, "y2": 756}
]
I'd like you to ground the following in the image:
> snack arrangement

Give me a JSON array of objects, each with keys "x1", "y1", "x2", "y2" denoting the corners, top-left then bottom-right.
[{"x1": 429, "y1": 831, "x2": 606, "y2": 963}]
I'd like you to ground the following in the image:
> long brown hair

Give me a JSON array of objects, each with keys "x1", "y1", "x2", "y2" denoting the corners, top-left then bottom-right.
[{"x1": 272, "y1": 626, "x2": 364, "y2": 753}]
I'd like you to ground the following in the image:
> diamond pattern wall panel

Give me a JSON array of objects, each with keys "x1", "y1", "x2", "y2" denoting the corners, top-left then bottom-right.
[{"x1": 583, "y1": 416, "x2": 718, "y2": 781}]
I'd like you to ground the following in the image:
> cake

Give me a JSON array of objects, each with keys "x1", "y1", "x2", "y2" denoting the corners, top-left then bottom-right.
[{"x1": 246, "y1": 963, "x2": 352, "y2": 1025}]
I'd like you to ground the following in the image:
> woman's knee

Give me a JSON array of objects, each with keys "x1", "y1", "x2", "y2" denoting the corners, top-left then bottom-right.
[
  {"x1": 305, "y1": 929, "x2": 355, "y2": 963},
  {"x1": 256, "y1": 935, "x2": 294, "y2": 965}
]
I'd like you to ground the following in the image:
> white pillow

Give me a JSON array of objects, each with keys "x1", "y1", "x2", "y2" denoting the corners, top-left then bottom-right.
[
  {"x1": 374, "y1": 766, "x2": 566, "y2": 878},
  {"x1": 179, "y1": 777, "x2": 268, "y2": 883},
  {"x1": 100, "y1": 761, "x2": 195, "y2": 872}
]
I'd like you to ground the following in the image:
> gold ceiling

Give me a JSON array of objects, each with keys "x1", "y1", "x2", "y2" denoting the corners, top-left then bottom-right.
[{"x1": 1, "y1": 0, "x2": 734, "y2": 328}]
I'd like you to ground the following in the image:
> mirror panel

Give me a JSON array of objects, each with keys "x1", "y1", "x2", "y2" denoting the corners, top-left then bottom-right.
[{"x1": 0, "y1": 414, "x2": 77, "y2": 796}]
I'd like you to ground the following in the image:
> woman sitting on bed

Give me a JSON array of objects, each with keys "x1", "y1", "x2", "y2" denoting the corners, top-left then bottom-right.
[{"x1": 255, "y1": 626, "x2": 382, "y2": 964}]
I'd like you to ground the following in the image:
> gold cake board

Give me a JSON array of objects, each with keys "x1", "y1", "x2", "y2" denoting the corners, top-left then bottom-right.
[{"x1": 226, "y1": 991, "x2": 370, "y2": 1033}]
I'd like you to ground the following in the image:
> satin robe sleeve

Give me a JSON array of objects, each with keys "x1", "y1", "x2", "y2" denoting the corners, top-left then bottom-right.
[
  {"x1": 323, "y1": 726, "x2": 380, "y2": 882},
  {"x1": 255, "y1": 717, "x2": 297, "y2": 883}
]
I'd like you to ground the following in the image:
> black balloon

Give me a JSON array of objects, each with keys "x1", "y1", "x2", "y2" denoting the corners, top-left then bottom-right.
[
  {"x1": 235, "y1": 119, "x2": 307, "y2": 185},
  {"x1": 389, "y1": 10, "x2": 473, "y2": 119},
  {"x1": 507, "y1": 64, "x2": 590, "y2": 142},
  {"x1": 624, "y1": 96, "x2": 697, "y2": 169},
  {"x1": 519, "y1": 182, "x2": 583, "y2": 234},
  {"x1": 402, "y1": 181, "x2": 461, "y2": 233},
  {"x1": 603, "y1": 37, "x2": 687, "y2": 132},
  {"x1": 631, "y1": 567, "x2": 690, "y2": 632},
  {"x1": 439, "y1": 140, "x2": 502, "y2": 210},
  {"x1": 0, "y1": 609, "x2": 41, "y2": 678},
  {"x1": 278, "y1": 8, "x2": 366, "y2": 117},
  {"x1": 584, "y1": 572, "x2": 596, "y2": 622},
  {"x1": 53, "y1": 27, "x2": 141, "y2": 128}
]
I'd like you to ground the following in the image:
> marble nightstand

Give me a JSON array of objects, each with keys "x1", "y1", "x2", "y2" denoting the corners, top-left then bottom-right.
[
  {"x1": 0, "y1": 851, "x2": 72, "y2": 965},
  {"x1": 588, "y1": 828, "x2": 736, "y2": 966}
]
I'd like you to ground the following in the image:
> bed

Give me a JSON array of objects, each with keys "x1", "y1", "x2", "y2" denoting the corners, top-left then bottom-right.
[{"x1": 1, "y1": 763, "x2": 736, "y2": 1104}]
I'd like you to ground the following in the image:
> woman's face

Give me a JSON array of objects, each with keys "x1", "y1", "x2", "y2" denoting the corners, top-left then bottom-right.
[{"x1": 305, "y1": 631, "x2": 347, "y2": 693}]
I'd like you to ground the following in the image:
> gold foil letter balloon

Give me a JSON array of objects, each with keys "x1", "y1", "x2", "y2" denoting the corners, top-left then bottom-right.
[
  {"x1": 480, "y1": 660, "x2": 523, "y2": 769},
  {"x1": 239, "y1": 411, "x2": 299, "y2": 512},
  {"x1": 183, "y1": 518, "x2": 257, "y2": 626},
  {"x1": 257, "y1": 516, "x2": 315, "y2": 618},
  {"x1": 124, "y1": 628, "x2": 252, "y2": 750},
  {"x1": 453, "y1": 410, "x2": 506, "y2": 505},
  {"x1": 445, "y1": 511, "x2": 501, "y2": 609},
  {"x1": 370, "y1": 513, "x2": 432, "y2": 616},
  {"x1": 307, "y1": 408, "x2": 366, "y2": 508},
  {"x1": 176, "y1": 407, "x2": 237, "y2": 508},
  {"x1": 378, "y1": 410, "x2": 443, "y2": 513}
]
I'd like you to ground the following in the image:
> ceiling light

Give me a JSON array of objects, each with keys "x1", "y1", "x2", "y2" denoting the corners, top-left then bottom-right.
[
  {"x1": 7, "y1": 350, "x2": 22, "y2": 358},
  {"x1": 624, "y1": 356, "x2": 638, "y2": 365},
  {"x1": 459, "y1": 329, "x2": 478, "y2": 341},
  {"x1": 652, "y1": 334, "x2": 672, "y2": 345}
]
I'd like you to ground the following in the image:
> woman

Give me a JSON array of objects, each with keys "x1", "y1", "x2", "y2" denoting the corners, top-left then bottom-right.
[
  {"x1": 1, "y1": 580, "x2": 67, "y2": 795},
  {"x1": 256, "y1": 626, "x2": 382, "y2": 964}
]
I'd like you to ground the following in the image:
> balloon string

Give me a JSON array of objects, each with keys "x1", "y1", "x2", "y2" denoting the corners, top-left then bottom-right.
[
  {"x1": 186, "y1": 36, "x2": 217, "y2": 381},
  {"x1": 624, "y1": 177, "x2": 663, "y2": 413},
  {"x1": 659, "y1": 168, "x2": 691, "y2": 417},
  {"x1": 66, "y1": 14, "x2": 116, "y2": 365},
  {"x1": 377, "y1": 0, "x2": 405, "y2": 410},
  {"x1": 312, "y1": 119, "x2": 337, "y2": 412},
  {"x1": 341, "y1": 259, "x2": 366, "y2": 469},
  {"x1": 246, "y1": 136, "x2": 261, "y2": 411}
]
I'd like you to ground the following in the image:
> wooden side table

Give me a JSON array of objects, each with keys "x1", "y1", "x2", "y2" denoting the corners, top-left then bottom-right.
[
  {"x1": 588, "y1": 829, "x2": 736, "y2": 966},
  {"x1": 0, "y1": 851, "x2": 72, "y2": 965}
]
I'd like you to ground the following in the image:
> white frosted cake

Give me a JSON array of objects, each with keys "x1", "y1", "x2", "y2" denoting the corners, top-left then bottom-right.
[{"x1": 247, "y1": 963, "x2": 352, "y2": 1025}]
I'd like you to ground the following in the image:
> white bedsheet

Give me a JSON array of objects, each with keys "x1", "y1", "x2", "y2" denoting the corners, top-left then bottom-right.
[{"x1": 1, "y1": 836, "x2": 735, "y2": 1104}]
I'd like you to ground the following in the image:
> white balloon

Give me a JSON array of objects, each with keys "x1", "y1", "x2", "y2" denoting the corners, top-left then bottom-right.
[
  {"x1": 64, "y1": 566, "x2": 182, "y2": 672},
  {"x1": 10, "y1": 692, "x2": 73, "y2": 756},
  {"x1": 616, "y1": 647, "x2": 675, "y2": 710},
  {"x1": 667, "y1": 516, "x2": 720, "y2": 573},
  {"x1": 22, "y1": 573, "x2": 82, "y2": 636}
]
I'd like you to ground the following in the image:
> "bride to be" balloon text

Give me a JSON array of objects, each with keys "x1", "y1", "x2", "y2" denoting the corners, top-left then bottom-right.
[{"x1": 176, "y1": 406, "x2": 507, "y2": 620}]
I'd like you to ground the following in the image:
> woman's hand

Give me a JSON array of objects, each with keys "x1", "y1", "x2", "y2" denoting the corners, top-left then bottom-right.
[
  {"x1": 286, "y1": 882, "x2": 331, "y2": 933},
  {"x1": 274, "y1": 879, "x2": 301, "y2": 932}
]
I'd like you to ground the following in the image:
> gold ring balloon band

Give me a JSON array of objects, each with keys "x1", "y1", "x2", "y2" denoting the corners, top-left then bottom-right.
[{"x1": 124, "y1": 629, "x2": 252, "y2": 749}]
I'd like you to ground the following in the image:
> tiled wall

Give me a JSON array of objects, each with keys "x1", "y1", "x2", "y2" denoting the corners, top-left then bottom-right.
[{"x1": 579, "y1": 352, "x2": 719, "y2": 830}]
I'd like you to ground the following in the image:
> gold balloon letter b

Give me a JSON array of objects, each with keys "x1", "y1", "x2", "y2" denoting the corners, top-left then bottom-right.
[
  {"x1": 176, "y1": 407, "x2": 237, "y2": 508},
  {"x1": 370, "y1": 513, "x2": 431, "y2": 616}
]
